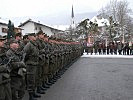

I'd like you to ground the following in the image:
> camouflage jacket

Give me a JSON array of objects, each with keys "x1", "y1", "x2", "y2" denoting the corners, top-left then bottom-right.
[
  {"x1": 23, "y1": 40, "x2": 39, "y2": 65},
  {"x1": 0, "y1": 47, "x2": 10, "y2": 84},
  {"x1": 6, "y1": 48, "x2": 25, "y2": 77}
]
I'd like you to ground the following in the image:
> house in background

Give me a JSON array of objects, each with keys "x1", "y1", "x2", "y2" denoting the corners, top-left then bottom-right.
[
  {"x1": 19, "y1": 19, "x2": 64, "y2": 36},
  {"x1": 0, "y1": 18, "x2": 22, "y2": 36},
  {"x1": 0, "y1": 19, "x2": 9, "y2": 36},
  {"x1": 87, "y1": 15, "x2": 110, "y2": 45}
]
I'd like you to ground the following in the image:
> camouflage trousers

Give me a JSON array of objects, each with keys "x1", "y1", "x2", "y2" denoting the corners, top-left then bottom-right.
[
  {"x1": 10, "y1": 76, "x2": 25, "y2": 100},
  {"x1": 42, "y1": 63, "x2": 49, "y2": 82},
  {"x1": 26, "y1": 65, "x2": 37, "y2": 92},
  {"x1": 0, "y1": 83, "x2": 12, "y2": 100},
  {"x1": 36, "y1": 65, "x2": 42, "y2": 87},
  {"x1": 48, "y1": 63, "x2": 54, "y2": 78}
]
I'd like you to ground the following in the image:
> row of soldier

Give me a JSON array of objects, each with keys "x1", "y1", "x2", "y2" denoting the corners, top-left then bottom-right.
[
  {"x1": 85, "y1": 42, "x2": 133, "y2": 55},
  {"x1": 0, "y1": 31, "x2": 83, "y2": 100}
]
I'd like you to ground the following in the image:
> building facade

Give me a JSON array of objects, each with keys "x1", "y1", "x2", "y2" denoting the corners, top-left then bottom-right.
[
  {"x1": 19, "y1": 19, "x2": 64, "y2": 36},
  {"x1": 0, "y1": 19, "x2": 22, "y2": 36}
]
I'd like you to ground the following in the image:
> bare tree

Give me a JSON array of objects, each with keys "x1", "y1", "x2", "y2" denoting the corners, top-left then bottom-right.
[
  {"x1": 99, "y1": 0, "x2": 133, "y2": 42},
  {"x1": 117, "y1": 0, "x2": 130, "y2": 27}
]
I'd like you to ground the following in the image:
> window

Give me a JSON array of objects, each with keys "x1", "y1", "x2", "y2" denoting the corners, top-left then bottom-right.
[
  {"x1": 2, "y1": 28, "x2": 7, "y2": 33},
  {"x1": 39, "y1": 27, "x2": 42, "y2": 30},
  {"x1": 35, "y1": 27, "x2": 37, "y2": 30}
]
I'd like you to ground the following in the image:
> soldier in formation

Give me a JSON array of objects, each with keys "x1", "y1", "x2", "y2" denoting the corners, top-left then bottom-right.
[
  {"x1": 6, "y1": 39, "x2": 26, "y2": 100},
  {"x1": 0, "y1": 30, "x2": 83, "y2": 100},
  {"x1": 0, "y1": 36, "x2": 12, "y2": 100}
]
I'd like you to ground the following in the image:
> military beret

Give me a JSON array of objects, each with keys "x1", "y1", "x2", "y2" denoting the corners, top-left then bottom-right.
[
  {"x1": 2, "y1": 35, "x2": 7, "y2": 39},
  {"x1": 36, "y1": 30, "x2": 44, "y2": 35},
  {"x1": 15, "y1": 32, "x2": 22, "y2": 37},
  {"x1": 23, "y1": 35, "x2": 28, "y2": 39},
  {"x1": 9, "y1": 38, "x2": 18, "y2": 44},
  {"x1": 44, "y1": 34, "x2": 48, "y2": 37},
  {"x1": 27, "y1": 33, "x2": 36, "y2": 36},
  {"x1": 48, "y1": 36, "x2": 52, "y2": 40}
]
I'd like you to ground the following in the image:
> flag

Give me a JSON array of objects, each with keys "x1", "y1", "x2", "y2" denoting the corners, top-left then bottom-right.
[{"x1": 71, "y1": 5, "x2": 74, "y2": 18}]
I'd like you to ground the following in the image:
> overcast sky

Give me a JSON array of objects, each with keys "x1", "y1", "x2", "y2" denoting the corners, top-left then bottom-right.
[{"x1": 0, "y1": 0, "x2": 132, "y2": 18}]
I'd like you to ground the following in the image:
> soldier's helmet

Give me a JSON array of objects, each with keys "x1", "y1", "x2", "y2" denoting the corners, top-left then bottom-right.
[
  {"x1": 0, "y1": 35, "x2": 6, "y2": 41},
  {"x1": 8, "y1": 38, "x2": 18, "y2": 44}
]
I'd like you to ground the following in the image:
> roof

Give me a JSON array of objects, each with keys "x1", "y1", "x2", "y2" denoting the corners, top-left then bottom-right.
[
  {"x1": 0, "y1": 19, "x2": 8, "y2": 26},
  {"x1": 18, "y1": 19, "x2": 64, "y2": 32},
  {"x1": 90, "y1": 16, "x2": 110, "y2": 27},
  {"x1": 52, "y1": 25, "x2": 69, "y2": 31},
  {"x1": 0, "y1": 19, "x2": 22, "y2": 29}
]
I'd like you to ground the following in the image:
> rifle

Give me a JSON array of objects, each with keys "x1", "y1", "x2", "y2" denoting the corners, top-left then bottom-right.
[
  {"x1": 18, "y1": 53, "x2": 26, "y2": 76},
  {"x1": 4, "y1": 56, "x2": 15, "y2": 72}
]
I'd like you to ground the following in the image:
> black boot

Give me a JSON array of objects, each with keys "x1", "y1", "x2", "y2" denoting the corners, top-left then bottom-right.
[
  {"x1": 43, "y1": 83, "x2": 51, "y2": 88},
  {"x1": 40, "y1": 86, "x2": 47, "y2": 91},
  {"x1": 33, "y1": 92, "x2": 41, "y2": 98},
  {"x1": 37, "y1": 86, "x2": 45, "y2": 94},
  {"x1": 51, "y1": 78, "x2": 57, "y2": 82},
  {"x1": 49, "y1": 80, "x2": 55, "y2": 84},
  {"x1": 29, "y1": 92, "x2": 37, "y2": 100},
  {"x1": 46, "y1": 82, "x2": 53, "y2": 86},
  {"x1": 49, "y1": 78, "x2": 56, "y2": 83}
]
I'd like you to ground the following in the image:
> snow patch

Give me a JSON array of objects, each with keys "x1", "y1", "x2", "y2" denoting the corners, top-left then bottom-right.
[{"x1": 82, "y1": 53, "x2": 133, "y2": 58}]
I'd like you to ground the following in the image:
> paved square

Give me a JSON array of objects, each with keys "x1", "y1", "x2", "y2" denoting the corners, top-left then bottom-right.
[{"x1": 34, "y1": 57, "x2": 133, "y2": 100}]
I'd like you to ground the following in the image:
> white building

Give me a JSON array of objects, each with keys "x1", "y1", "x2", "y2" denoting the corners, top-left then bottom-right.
[
  {"x1": 90, "y1": 16, "x2": 110, "y2": 27},
  {"x1": 19, "y1": 19, "x2": 64, "y2": 36},
  {"x1": 0, "y1": 19, "x2": 8, "y2": 36},
  {"x1": 0, "y1": 18, "x2": 22, "y2": 36}
]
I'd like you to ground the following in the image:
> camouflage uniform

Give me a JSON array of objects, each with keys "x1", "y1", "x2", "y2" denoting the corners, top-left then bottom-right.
[
  {"x1": 23, "y1": 40, "x2": 40, "y2": 98},
  {"x1": 6, "y1": 43, "x2": 26, "y2": 100},
  {"x1": 0, "y1": 44, "x2": 12, "y2": 100},
  {"x1": 48, "y1": 42, "x2": 55, "y2": 79},
  {"x1": 35, "y1": 37, "x2": 46, "y2": 93},
  {"x1": 43, "y1": 40, "x2": 50, "y2": 85}
]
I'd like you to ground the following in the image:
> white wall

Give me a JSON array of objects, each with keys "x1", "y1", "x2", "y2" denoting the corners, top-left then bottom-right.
[
  {"x1": 34, "y1": 24, "x2": 54, "y2": 36},
  {"x1": 0, "y1": 24, "x2": 7, "y2": 36},
  {"x1": 21, "y1": 22, "x2": 35, "y2": 35},
  {"x1": 20, "y1": 21, "x2": 61, "y2": 36}
]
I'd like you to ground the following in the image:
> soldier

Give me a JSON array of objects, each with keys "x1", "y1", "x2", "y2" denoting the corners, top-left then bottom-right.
[
  {"x1": 6, "y1": 39, "x2": 26, "y2": 100},
  {"x1": 48, "y1": 37, "x2": 57, "y2": 84},
  {"x1": 41, "y1": 35, "x2": 52, "y2": 88},
  {"x1": 55, "y1": 39, "x2": 63, "y2": 76},
  {"x1": 3, "y1": 35, "x2": 10, "y2": 50},
  {"x1": 23, "y1": 35, "x2": 29, "y2": 46},
  {"x1": 0, "y1": 35, "x2": 12, "y2": 100},
  {"x1": 23, "y1": 33, "x2": 41, "y2": 100},
  {"x1": 15, "y1": 32, "x2": 25, "y2": 52},
  {"x1": 36, "y1": 31, "x2": 46, "y2": 94}
]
